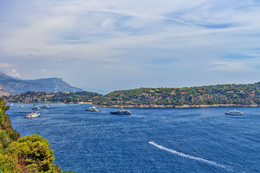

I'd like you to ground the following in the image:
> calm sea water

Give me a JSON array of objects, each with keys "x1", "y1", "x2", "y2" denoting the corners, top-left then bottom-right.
[{"x1": 7, "y1": 103, "x2": 260, "y2": 173}]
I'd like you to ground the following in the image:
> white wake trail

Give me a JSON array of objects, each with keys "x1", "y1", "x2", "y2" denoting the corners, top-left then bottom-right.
[{"x1": 149, "y1": 141, "x2": 232, "y2": 171}]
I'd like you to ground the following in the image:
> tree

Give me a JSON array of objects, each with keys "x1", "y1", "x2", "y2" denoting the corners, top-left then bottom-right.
[
  {"x1": 8, "y1": 134, "x2": 55, "y2": 172},
  {"x1": 0, "y1": 108, "x2": 4, "y2": 125}
]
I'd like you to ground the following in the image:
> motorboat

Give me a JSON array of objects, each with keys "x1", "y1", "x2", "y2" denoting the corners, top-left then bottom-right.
[
  {"x1": 110, "y1": 107, "x2": 132, "y2": 115},
  {"x1": 19, "y1": 105, "x2": 24, "y2": 108},
  {"x1": 42, "y1": 104, "x2": 50, "y2": 108},
  {"x1": 85, "y1": 106, "x2": 99, "y2": 112},
  {"x1": 225, "y1": 110, "x2": 244, "y2": 115},
  {"x1": 32, "y1": 105, "x2": 41, "y2": 111},
  {"x1": 26, "y1": 111, "x2": 40, "y2": 118}
]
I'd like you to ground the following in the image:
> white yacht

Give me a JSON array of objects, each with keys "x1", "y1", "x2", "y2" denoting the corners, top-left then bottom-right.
[
  {"x1": 26, "y1": 111, "x2": 40, "y2": 118},
  {"x1": 42, "y1": 104, "x2": 50, "y2": 108},
  {"x1": 19, "y1": 105, "x2": 24, "y2": 108},
  {"x1": 32, "y1": 105, "x2": 41, "y2": 111},
  {"x1": 225, "y1": 110, "x2": 244, "y2": 115},
  {"x1": 85, "y1": 106, "x2": 99, "y2": 112},
  {"x1": 110, "y1": 107, "x2": 132, "y2": 115}
]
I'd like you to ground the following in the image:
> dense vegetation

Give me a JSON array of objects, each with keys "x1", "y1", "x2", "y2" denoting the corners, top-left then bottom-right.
[
  {"x1": 3, "y1": 82, "x2": 260, "y2": 108},
  {"x1": 94, "y1": 82, "x2": 260, "y2": 107},
  {"x1": 0, "y1": 98, "x2": 71, "y2": 172},
  {"x1": 4, "y1": 91, "x2": 102, "y2": 104}
]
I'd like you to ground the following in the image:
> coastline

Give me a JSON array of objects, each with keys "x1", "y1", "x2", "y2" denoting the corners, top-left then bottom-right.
[
  {"x1": 94, "y1": 104, "x2": 260, "y2": 108},
  {"x1": 6, "y1": 101, "x2": 260, "y2": 108}
]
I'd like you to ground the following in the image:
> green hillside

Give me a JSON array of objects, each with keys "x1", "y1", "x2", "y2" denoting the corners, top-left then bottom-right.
[
  {"x1": 4, "y1": 91, "x2": 102, "y2": 104},
  {"x1": 3, "y1": 82, "x2": 260, "y2": 108},
  {"x1": 93, "y1": 82, "x2": 260, "y2": 108}
]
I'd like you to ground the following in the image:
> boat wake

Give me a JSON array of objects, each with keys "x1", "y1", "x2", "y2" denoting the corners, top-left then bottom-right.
[{"x1": 149, "y1": 141, "x2": 232, "y2": 171}]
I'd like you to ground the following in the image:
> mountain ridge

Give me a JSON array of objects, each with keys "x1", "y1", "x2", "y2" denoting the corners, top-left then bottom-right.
[{"x1": 0, "y1": 72, "x2": 82, "y2": 95}]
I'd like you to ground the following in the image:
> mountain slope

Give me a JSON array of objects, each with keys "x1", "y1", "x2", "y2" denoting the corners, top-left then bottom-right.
[
  {"x1": 0, "y1": 72, "x2": 82, "y2": 94},
  {"x1": 94, "y1": 82, "x2": 260, "y2": 108}
]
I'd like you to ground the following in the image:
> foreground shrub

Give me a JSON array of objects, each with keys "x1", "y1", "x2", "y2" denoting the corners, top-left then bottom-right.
[{"x1": 8, "y1": 134, "x2": 55, "y2": 172}]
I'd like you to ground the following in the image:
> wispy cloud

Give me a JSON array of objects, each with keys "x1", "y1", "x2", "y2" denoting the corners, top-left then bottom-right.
[
  {"x1": 211, "y1": 61, "x2": 251, "y2": 72},
  {"x1": 0, "y1": 63, "x2": 21, "y2": 77},
  {"x1": 0, "y1": 0, "x2": 260, "y2": 91}
]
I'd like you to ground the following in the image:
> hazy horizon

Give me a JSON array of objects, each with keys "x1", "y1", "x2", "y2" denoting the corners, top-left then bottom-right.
[{"x1": 1, "y1": 0, "x2": 260, "y2": 93}]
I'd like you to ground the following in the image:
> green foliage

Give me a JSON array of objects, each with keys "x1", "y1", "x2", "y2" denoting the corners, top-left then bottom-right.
[
  {"x1": 0, "y1": 99, "x2": 20, "y2": 150},
  {"x1": 0, "y1": 134, "x2": 64, "y2": 172},
  {"x1": 51, "y1": 164, "x2": 63, "y2": 173},
  {"x1": 0, "y1": 108, "x2": 4, "y2": 125},
  {"x1": 8, "y1": 134, "x2": 55, "y2": 172},
  {"x1": 0, "y1": 130, "x2": 12, "y2": 149},
  {"x1": 0, "y1": 98, "x2": 9, "y2": 112},
  {"x1": 0, "y1": 153, "x2": 18, "y2": 173},
  {"x1": 94, "y1": 82, "x2": 260, "y2": 107},
  {"x1": 0, "y1": 98, "x2": 68, "y2": 172},
  {"x1": 4, "y1": 91, "x2": 102, "y2": 104}
]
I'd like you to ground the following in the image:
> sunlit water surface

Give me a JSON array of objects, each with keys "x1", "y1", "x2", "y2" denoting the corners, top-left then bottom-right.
[{"x1": 7, "y1": 103, "x2": 260, "y2": 173}]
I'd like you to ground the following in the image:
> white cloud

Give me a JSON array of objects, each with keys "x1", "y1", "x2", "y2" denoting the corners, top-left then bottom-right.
[
  {"x1": 101, "y1": 18, "x2": 115, "y2": 29},
  {"x1": 0, "y1": 0, "x2": 260, "y2": 90},
  {"x1": 212, "y1": 61, "x2": 248, "y2": 71},
  {"x1": 211, "y1": 61, "x2": 252, "y2": 72},
  {"x1": 1, "y1": 0, "x2": 260, "y2": 61},
  {"x1": 0, "y1": 63, "x2": 11, "y2": 68},
  {"x1": 0, "y1": 63, "x2": 21, "y2": 77},
  {"x1": 40, "y1": 69, "x2": 47, "y2": 73},
  {"x1": 11, "y1": 69, "x2": 21, "y2": 77}
]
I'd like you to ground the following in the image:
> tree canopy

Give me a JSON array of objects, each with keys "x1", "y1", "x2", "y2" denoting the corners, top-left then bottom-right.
[
  {"x1": 94, "y1": 82, "x2": 260, "y2": 107},
  {"x1": 0, "y1": 98, "x2": 67, "y2": 172}
]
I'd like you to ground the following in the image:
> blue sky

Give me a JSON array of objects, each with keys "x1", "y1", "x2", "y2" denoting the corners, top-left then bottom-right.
[{"x1": 0, "y1": 0, "x2": 260, "y2": 93}]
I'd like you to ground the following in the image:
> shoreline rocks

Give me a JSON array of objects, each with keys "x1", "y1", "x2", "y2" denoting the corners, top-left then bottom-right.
[{"x1": 95, "y1": 104, "x2": 259, "y2": 108}]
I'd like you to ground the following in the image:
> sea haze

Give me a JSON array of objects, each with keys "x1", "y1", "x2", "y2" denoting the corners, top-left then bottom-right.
[{"x1": 7, "y1": 104, "x2": 260, "y2": 173}]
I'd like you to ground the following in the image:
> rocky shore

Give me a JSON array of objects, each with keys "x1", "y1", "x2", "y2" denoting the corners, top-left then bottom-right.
[{"x1": 95, "y1": 104, "x2": 259, "y2": 108}]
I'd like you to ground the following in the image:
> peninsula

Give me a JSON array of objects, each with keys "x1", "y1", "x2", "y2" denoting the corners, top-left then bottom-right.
[
  {"x1": 3, "y1": 82, "x2": 260, "y2": 108},
  {"x1": 93, "y1": 82, "x2": 260, "y2": 108}
]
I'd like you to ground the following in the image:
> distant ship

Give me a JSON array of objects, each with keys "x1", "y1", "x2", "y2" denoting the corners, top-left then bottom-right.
[
  {"x1": 225, "y1": 110, "x2": 244, "y2": 115},
  {"x1": 85, "y1": 106, "x2": 99, "y2": 112},
  {"x1": 26, "y1": 111, "x2": 40, "y2": 118},
  {"x1": 32, "y1": 105, "x2": 41, "y2": 111},
  {"x1": 42, "y1": 104, "x2": 50, "y2": 108},
  {"x1": 110, "y1": 108, "x2": 132, "y2": 115}
]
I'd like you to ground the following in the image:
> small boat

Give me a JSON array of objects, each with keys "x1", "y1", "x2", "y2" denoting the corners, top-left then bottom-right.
[
  {"x1": 42, "y1": 104, "x2": 50, "y2": 108},
  {"x1": 32, "y1": 105, "x2": 41, "y2": 111},
  {"x1": 26, "y1": 111, "x2": 40, "y2": 118},
  {"x1": 10, "y1": 103, "x2": 13, "y2": 106},
  {"x1": 19, "y1": 105, "x2": 24, "y2": 108},
  {"x1": 225, "y1": 110, "x2": 244, "y2": 115},
  {"x1": 85, "y1": 106, "x2": 99, "y2": 112},
  {"x1": 110, "y1": 107, "x2": 132, "y2": 115}
]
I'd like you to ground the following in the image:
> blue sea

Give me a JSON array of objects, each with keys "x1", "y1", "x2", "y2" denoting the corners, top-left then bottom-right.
[{"x1": 6, "y1": 103, "x2": 260, "y2": 173}]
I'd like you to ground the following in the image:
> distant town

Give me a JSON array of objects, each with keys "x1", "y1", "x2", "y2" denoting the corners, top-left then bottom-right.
[{"x1": 3, "y1": 91, "x2": 101, "y2": 104}]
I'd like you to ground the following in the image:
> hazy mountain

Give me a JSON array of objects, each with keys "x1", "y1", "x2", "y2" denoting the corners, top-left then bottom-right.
[
  {"x1": 0, "y1": 72, "x2": 82, "y2": 94},
  {"x1": 0, "y1": 85, "x2": 10, "y2": 96}
]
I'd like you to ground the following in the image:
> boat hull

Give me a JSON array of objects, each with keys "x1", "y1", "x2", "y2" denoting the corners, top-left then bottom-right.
[
  {"x1": 225, "y1": 112, "x2": 244, "y2": 115},
  {"x1": 225, "y1": 110, "x2": 244, "y2": 115},
  {"x1": 26, "y1": 113, "x2": 40, "y2": 118},
  {"x1": 85, "y1": 109, "x2": 99, "y2": 112},
  {"x1": 110, "y1": 111, "x2": 132, "y2": 115},
  {"x1": 32, "y1": 106, "x2": 41, "y2": 110},
  {"x1": 85, "y1": 107, "x2": 99, "y2": 112}
]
